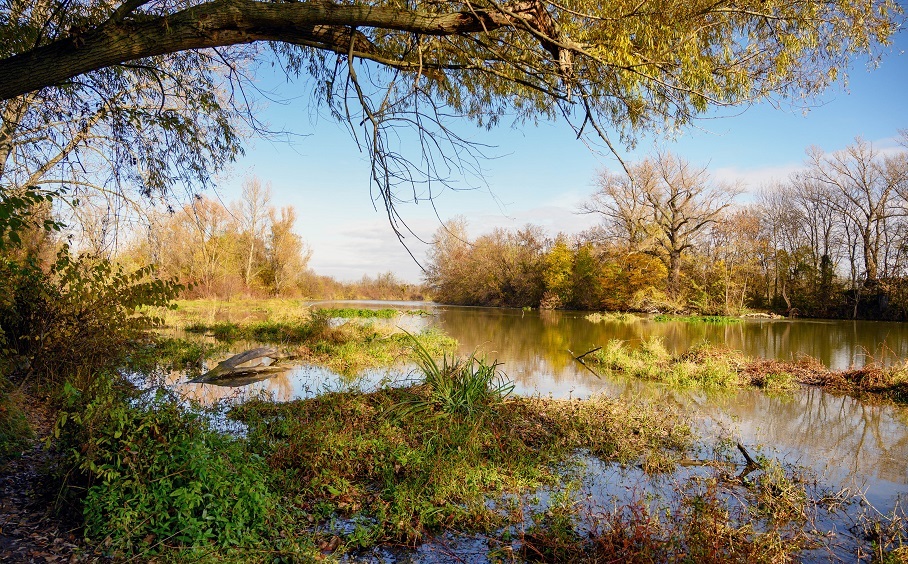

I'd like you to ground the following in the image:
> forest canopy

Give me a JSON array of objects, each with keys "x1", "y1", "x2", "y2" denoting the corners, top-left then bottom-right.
[{"x1": 0, "y1": 0, "x2": 902, "y2": 229}]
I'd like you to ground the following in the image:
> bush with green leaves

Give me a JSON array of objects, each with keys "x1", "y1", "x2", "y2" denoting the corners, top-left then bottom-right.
[
  {"x1": 0, "y1": 247, "x2": 182, "y2": 383},
  {"x1": 0, "y1": 188, "x2": 62, "y2": 249},
  {"x1": 53, "y1": 375, "x2": 276, "y2": 555}
]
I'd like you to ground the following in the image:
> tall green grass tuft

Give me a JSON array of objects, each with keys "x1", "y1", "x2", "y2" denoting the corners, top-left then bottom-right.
[{"x1": 401, "y1": 331, "x2": 514, "y2": 419}]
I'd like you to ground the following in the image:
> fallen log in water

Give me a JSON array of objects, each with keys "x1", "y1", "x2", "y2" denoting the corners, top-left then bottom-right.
[{"x1": 190, "y1": 347, "x2": 293, "y2": 384}]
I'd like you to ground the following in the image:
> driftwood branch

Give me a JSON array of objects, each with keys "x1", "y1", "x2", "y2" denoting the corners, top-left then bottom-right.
[
  {"x1": 568, "y1": 347, "x2": 602, "y2": 379},
  {"x1": 736, "y1": 442, "x2": 762, "y2": 480},
  {"x1": 190, "y1": 347, "x2": 292, "y2": 384}
]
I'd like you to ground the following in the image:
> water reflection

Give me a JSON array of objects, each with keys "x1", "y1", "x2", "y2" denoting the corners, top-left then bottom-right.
[
  {"x1": 160, "y1": 303, "x2": 908, "y2": 502},
  {"x1": 433, "y1": 306, "x2": 908, "y2": 370},
  {"x1": 166, "y1": 357, "x2": 417, "y2": 405}
]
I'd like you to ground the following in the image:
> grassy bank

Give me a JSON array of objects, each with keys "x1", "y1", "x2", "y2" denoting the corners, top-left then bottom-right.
[
  {"x1": 163, "y1": 299, "x2": 428, "y2": 326},
  {"x1": 232, "y1": 388, "x2": 694, "y2": 547},
  {"x1": 178, "y1": 317, "x2": 453, "y2": 375},
  {"x1": 585, "y1": 337, "x2": 908, "y2": 403},
  {"x1": 9, "y1": 288, "x2": 907, "y2": 561}
]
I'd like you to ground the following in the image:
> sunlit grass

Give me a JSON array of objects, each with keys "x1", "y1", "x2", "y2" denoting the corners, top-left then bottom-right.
[
  {"x1": 231, "y1": 386, "x2": 694, "y2": 545},
  {"x1": 585, "y1": 311, "x2": 641, "y2": 323}
]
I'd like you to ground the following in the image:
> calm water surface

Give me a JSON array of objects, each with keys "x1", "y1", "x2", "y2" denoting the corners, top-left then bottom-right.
[{"x1": 172, "y1": 302, "x2": 908, "y2": 534}]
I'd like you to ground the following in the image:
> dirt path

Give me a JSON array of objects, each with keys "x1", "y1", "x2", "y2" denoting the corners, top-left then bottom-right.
[{"x1": 0, "y1": 398, "x2": 92, "y2": 563}]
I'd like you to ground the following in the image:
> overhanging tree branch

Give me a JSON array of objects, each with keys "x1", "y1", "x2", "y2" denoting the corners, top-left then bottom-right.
[{"x1": 0, "y1": 0, "x2": 565, "y2": 101}]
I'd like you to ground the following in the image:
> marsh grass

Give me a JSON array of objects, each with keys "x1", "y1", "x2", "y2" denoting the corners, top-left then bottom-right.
[
  {"x1": 823, "y1": 364, "x2": 908, "y2": 404},
  {"x1": 853, "y1": 499, "x2": 908, "y2": 563},
  {"x1": 179, "y1": 313, "x2": 455, "y2": 376},
  {"x1": 130, "y1": 337, "x2": 228, "y2": 373},
  {"x1": 591, "y1": 338, "x2": 742, "y2": 390},
  {"x1": 315, "y1": 307, "x2": 429, "y2": 318},
  {"x1": 183, "y1": 312, "x2": 331, "y2": 344},
  {"x1": 518, "y1": 455, "x2": 848, "y2": 564},
  {"x1": 161, "y1": 299, "x2": 429, "y2": 329},
  {"x1": 585, "y1": 311, "x2": 641, "y2": 323},
  {"x1": 230, "y1": 387, "x2": 694, "y2": 546},
  {"x1": 587, "y1": 338, "x2": 907, "y2": 402},
  {"x1": 164, "y1": 298, "x2": 312, "y2": 326},
  {"x1": 395, "y1": 331, "x2": 514, "y2": 419}
]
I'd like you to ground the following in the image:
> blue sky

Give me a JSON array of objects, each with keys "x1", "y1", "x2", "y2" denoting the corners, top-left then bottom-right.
[{"x1": 213, "y1": 32, "x2": 908, "y2": 283}]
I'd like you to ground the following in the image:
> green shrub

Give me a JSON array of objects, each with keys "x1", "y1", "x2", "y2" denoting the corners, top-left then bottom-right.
[
  {"x1": 0, "y1": 248, "x2": 182, "y2": 383},
  {"x1": 53, "y1": 375, "x2": 275, "y2": 555}
]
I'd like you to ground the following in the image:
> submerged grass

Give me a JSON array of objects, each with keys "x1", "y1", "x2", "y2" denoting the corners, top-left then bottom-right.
[{"x1": 520, "y1": 459, "x2": 832, "y2": 564}]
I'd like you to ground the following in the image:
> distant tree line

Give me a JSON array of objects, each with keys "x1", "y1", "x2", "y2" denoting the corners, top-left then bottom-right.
[
  {"x1": 426, "y1": 137, "x2": 908, "y2": 320},
  {"x1": 121, "y1": 177, "x2": 427, "y2": 300}
]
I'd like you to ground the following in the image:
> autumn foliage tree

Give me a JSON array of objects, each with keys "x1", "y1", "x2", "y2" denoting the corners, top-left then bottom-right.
[
  {"x1": 426, "y1": 138, "x2": 908, "y2": 319},
  {"x1": 583, "y1": 152, "x2": 741, "y2": 299},
  {"x1": 129, "y1": 181, "x2": 311, "y2": 297}
]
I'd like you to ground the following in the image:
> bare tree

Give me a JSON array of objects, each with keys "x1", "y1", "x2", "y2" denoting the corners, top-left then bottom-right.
[
  {"x1": 805, "y1": 139, "x2": 908, "y2": 285},
  {"x1": 235, "y1": 178, "x2": 272, "y2": 290},
  {"x1": 586, "y1": 152, "x2": 741, "y2": 297}
]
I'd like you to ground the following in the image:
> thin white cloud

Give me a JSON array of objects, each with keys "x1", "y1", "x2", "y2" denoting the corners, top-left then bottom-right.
[
  {"x1": 712, "y1": 162, "x2": 804, "y2": 191},
  {"x1": 712, "y1": 134, "x2": 904, "y2": 192}
]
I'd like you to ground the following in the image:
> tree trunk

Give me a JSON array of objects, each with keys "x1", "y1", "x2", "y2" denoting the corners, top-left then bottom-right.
[{"x1": 668, "y1": 250, "x2": 682, "y2": 298}]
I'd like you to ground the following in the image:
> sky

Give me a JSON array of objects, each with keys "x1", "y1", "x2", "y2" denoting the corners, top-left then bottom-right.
[{"x1": 211, "y1": 31, "x2": 908, "y2": 283}]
